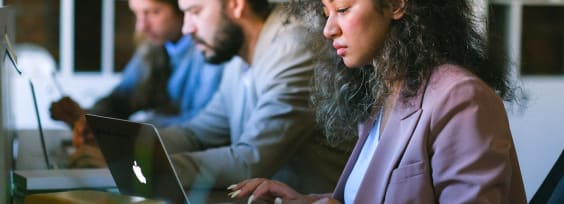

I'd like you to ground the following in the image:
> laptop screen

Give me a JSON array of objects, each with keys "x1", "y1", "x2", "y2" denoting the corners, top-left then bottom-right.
[{"x1": 85, "y1": 114, "x2": 189, "y2": 204}]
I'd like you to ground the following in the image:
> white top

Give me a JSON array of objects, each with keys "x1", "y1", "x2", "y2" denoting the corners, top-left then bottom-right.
[{"x1": 344, "y1": 111, "x2": 383, "y2": 204}]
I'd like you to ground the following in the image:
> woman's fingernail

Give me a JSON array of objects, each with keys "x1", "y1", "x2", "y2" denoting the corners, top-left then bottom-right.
[
  {"x1": 230, "y1": 190, "x2": 241, "y2": 198},
  {"x1": 227, "y1": 184, "x2": 237, "y2": 190},
  {"x1": 247, "y1": 195, "x2": 254, "y2": 204}
]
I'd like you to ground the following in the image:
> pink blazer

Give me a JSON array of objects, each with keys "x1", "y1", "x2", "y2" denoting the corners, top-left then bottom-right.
[{"x1": 332, "y1": 65, "x2": 526, "y2": 203}]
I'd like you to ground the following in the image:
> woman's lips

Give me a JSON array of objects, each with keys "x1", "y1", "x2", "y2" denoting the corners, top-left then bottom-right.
[
  {"x1": 336, "y1": 48, "x2": 346, "y2": 56},
  {"x1": 333, "y1": 44, "x2": 347, "y2": 56}
]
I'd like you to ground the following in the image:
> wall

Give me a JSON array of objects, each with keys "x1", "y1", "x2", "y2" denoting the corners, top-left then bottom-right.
[
  {"x1": 5, "y1": 0, "x2": 134, "y2": 129},
  {"x1": 4, "y1": 0, "x2": 135, "y2": 73},
  {"x1": 11, "y1": 73, "x2": 120, "y2": 129},
  {"x1": 508, "y1": 77, "x2": 564, "y2": 200}
]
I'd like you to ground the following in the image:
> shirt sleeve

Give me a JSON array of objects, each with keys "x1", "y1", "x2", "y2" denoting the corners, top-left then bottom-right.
[
  {"x1": 88, "y1": 49, "x2": 147, "y2": 119},
  {"x1": 158, "y1": 89, "x2": 231, "y2": 154}
]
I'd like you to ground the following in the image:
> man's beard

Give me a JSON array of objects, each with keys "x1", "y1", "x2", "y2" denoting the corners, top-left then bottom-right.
[{"x1": 192, "y1": 13, "x2": 244, "y2": 65}]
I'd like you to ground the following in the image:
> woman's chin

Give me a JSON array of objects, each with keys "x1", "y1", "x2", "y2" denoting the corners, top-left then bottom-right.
[{"x1": 343, "y1": 58, "x2": 370, "y2": 69}]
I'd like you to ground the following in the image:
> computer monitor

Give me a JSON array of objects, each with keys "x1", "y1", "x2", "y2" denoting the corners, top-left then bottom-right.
[{"x1": 0, "y1": 5, "x2": 15, "y2": 204}]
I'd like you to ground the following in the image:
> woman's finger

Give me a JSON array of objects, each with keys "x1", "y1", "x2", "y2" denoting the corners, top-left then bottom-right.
[{"x1": 228, "y1": 178, "x2": 267, "y2": 198}]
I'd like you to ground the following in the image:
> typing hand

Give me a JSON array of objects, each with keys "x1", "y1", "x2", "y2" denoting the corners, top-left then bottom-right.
[
  {"x1": 312, "y1": 198, "x2": 342, "y2": 204},
  {"x1": 50, "y1": 96, "x2": 85, "y2": 127},
  {"x1": 71, "y1": 116, "x2": 96, "y2": 147},
  {"x1": 228, "y1": 178, "x2": 317, "y2": 204},
  {"x1": 67, "y1": 144, "x2": 107, "y2": 168}
]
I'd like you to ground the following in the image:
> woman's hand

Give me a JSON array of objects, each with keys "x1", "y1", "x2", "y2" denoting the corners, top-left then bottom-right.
[
  {"x1": 227, "y1": 178, "x2": 318, "y2": 204},
  {"x1": 312, "y1": 197, "x2": 342, "y2": 204}
]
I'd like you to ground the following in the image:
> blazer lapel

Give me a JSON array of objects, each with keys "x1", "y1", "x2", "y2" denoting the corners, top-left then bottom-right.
[
  {"x1": 354, "y1": 90, "x2": 425, "y2": 203},
  {"x1": 333, "y1": 114, "x2": 380, "y2": 201}
]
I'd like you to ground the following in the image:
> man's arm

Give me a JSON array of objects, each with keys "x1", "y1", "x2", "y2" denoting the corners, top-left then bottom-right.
[
  {"x1": 158, "y1": 87, "x2": 232, "y2": 154},
  {"x1": 50, "y1": 49, "x2": 146, "y2": 129},
  {"x1": 88, "y1": 50, "x2": 148, "y2": 119},
  {"x1": 165, "y1": 37, "x2": 319, "y2": 189}
]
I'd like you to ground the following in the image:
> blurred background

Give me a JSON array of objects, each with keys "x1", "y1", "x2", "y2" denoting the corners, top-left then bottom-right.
[{"x1": 5, "y1": 0, "x2": 135, "y2": 129}]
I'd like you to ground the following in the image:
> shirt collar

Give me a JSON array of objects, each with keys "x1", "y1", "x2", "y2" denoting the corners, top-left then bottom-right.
[{"x1": 164, "y1": 35, "x2": 192, "y2": 57}]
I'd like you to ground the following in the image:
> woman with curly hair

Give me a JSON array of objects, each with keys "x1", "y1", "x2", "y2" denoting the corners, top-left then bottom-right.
[{"x1": 228, "y1": 0, "x2": 526, "y2": 203}]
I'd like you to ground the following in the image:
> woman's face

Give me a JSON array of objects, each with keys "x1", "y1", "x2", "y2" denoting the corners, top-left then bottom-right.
[{"x1": 322, "y1": 0, "x2": 402, "y2": 68}]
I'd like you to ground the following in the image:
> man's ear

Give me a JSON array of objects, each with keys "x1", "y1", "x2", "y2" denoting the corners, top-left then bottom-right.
[
  {"x1": 226, "y1": 0, "x2": 246, "y2": 19},
  {"x1": 391, "y1": 0, "x2": 406, "y2": 20}
]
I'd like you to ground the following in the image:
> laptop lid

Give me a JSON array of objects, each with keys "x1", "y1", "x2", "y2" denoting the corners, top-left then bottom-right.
[{"x1": 85, "y1": 114, "x2": 189, "y2": 204}]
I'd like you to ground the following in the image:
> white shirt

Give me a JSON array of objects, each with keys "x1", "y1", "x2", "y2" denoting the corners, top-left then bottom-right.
[{"x1": 344, "y1": 111, "x2": 383, "y2": 204}]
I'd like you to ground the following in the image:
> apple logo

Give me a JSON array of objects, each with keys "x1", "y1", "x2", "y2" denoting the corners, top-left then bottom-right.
[{"x1": 132, "y1": 161, "x2": 147, "y2": 184}]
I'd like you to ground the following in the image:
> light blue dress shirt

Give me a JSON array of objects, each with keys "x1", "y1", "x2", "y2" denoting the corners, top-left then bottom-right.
[
  {"x1": 91, "y1": 35, "x2": 224, "y2": 127},
  {"x1": 345, "y1": 110, "x2": 383, "y2": 204}
]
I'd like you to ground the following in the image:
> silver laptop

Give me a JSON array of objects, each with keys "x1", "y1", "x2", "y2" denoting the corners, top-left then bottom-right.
[{"x1": 85, "y1": 114, "x2": 189, "y2": 204}]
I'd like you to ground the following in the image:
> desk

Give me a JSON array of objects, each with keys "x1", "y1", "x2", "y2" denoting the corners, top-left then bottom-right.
[
  {"x1": 10, "y1": 130, "x2": 259, "y2": 204},
  {"x1": 24, "y1": 190, "x2": 165, "y2": 204},
  {"x1": 22, "y1": 190, "x2": 257, "y2": 204}
]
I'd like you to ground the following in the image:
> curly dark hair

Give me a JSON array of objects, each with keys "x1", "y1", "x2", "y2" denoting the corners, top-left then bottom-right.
[{"x1": 290, "y1": 0, "x2": 519, "y2": 144}]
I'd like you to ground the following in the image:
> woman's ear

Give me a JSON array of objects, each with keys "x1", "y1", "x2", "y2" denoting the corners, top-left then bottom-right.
[{"x1": 391, "y1": 0, "x2": 407, "y2": 20}]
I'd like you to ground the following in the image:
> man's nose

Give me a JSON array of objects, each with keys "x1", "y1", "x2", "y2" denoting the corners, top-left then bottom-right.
[
  {"x1": 135, "y1": 17, "x2": 149, "y2": 33},
  {"x1": 182, "y1": 15, "x2": 196, "y2": 35}
]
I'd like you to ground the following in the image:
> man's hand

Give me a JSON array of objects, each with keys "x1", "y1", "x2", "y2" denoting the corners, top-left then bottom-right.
[
  {"x1": 67, "y1": 116, "x2": 102, "y2": 169},
  {"x1": 50, "y1": 96, "x2": 85, "y2": 127},
  {"x1": 72, "y1": 116, "x2": 96, "y2": 147},
  {"x1": 67, "y1": 144, "x2": 107, "y2": 168}
]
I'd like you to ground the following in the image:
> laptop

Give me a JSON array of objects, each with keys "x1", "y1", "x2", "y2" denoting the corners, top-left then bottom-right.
[{"x1": 85, "y1": 114, "x2": 189, "y2": 204}]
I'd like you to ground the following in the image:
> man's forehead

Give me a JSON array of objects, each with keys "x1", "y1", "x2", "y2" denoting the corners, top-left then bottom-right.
[
  {"x1": 179, "y1": 0, "x2": 291, "y2": 7},
  {"x1": 178, "y1": 0, "x2": 207, "y2": 10}
]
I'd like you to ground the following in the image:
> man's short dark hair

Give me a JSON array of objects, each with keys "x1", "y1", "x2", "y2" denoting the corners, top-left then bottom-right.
[
  {"x1": 155, "y1": 0, "x2": 182, "y2": 14},
  {"x1": 247, "y1": 0, "x2": 272, "y2": 19}
]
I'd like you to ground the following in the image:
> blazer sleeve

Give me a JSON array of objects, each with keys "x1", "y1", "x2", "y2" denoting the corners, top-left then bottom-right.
[{"x1": 428, "y1": 77, "x2": 523, "y2": 203}]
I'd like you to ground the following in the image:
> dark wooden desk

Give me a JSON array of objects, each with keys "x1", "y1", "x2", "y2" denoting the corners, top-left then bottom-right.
[
  {"x1": 23, "y1": 190, "x2": 257, "y2": 204},
  {"x1": 24, "y1": 190, "x2": 165, "y2": 204}
]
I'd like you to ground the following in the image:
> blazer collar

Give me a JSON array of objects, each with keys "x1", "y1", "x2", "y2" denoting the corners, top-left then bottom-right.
[
  {"x1": 334, "y1": 81, "x2": 428, "y2": 203},
  {"x1": 252, "y1": 5, "x2": 288, "y2": 66}
]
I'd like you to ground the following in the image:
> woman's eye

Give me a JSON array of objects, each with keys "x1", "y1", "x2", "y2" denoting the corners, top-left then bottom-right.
[{"x1": 336, "y1": 7, "x2": 349, "y2": 13}]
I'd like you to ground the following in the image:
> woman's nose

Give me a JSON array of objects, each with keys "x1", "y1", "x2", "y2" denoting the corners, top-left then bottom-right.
[{"x1": 323, "y1": 16, "x2": 340, "y2": 39}]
